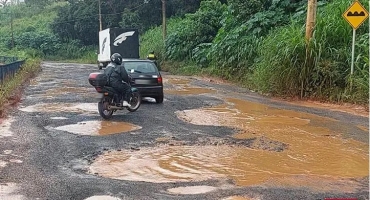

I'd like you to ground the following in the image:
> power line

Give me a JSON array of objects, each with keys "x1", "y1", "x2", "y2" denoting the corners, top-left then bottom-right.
[{"x1": 52, "y1": 1, "x2": 148, "y2": 25}]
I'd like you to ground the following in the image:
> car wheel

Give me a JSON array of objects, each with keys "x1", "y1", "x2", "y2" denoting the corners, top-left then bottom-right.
[{"x1": 155, "y1": 94, "x2": 164, "y2": 104}]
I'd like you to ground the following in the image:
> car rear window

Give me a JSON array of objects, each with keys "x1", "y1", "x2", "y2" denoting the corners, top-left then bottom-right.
[{"x1": 123, "y1": 62, "x2": 157, "y2": 73}]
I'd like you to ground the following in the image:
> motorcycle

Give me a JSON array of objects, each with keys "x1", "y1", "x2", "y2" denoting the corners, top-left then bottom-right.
[{"x1": 88, "y1": 72, "x2": 141, "y2": 119}]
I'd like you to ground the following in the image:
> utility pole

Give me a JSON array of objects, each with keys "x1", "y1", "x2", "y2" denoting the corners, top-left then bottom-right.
[
  {"x1": 98, "y1": 0, "x2": 102, "y2": 31},
  {"x1": 161, "y1": 0, "x2": 166, "y2": 43},
  {"x1": 305, "y1": 0, "x2": 317, "y2": 42}
]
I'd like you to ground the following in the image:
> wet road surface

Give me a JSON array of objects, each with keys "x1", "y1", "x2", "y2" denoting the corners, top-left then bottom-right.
[{"x1": 0, "y1": 62, "x2": 369, "y2": 200}]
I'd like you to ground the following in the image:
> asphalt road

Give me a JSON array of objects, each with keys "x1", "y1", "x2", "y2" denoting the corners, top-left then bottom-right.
[{"x1": 0, "y1": 62, "x2": 368, "y2": 200}]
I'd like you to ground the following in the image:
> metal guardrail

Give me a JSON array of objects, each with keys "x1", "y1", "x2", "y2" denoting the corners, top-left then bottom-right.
[
  {"x1": 0, "y1": 56, "x2": 18, "y2": 64},
  {"x1": 0, "y1": 56, "x2": 25, "y2": 83}
]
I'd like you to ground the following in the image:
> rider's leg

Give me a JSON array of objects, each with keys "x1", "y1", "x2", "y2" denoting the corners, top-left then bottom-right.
[{"x1": 122, "y1": 82, "x2": 131, "y2": 107}]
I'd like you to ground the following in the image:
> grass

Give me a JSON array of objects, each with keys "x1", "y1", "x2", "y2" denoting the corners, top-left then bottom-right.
[{"x1": 0, "y1": 59, "x2": 41, "y2": 117}]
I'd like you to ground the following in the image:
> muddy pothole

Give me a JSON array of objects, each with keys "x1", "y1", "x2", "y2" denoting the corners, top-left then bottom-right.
[
  {"x1": 85, "y1": 143, "x2": 367, "y2": 191},
  {"x1": 52, "y1": 120, "x2": 141, "y2": 136},
  {"x1": 175, "y1": 98, "x2": 369, "y2": 185},
  {"x1": 164, "y1": 77, "x2": 215, "y2": 95}
]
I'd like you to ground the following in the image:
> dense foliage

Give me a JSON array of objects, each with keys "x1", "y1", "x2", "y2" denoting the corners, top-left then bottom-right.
[{"x1": 143, "y1": 0, "x2": 369, "y2": 104}]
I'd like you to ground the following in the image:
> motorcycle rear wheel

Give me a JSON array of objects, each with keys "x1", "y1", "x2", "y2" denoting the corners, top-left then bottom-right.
[
  {"x1": 98, "y1": 100, "x2": 114, "y2": 119},
  {"x1": 126, "y1": 91, "x2": 141, "y2": 112}
]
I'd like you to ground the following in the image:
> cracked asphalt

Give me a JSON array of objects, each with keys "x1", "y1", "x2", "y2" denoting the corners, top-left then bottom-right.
[{"x1": 0, "y1": 62, "x2": 368, "y2": 200}]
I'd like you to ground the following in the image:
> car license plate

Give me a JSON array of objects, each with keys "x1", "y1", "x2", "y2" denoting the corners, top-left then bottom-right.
[{"x1": 135, "y1": 79, "x2": 152, "y2": 84}]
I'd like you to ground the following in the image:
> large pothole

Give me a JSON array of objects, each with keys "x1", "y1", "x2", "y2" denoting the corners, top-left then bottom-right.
[
  {"x1": 51, "y1": 120, "x2": 142, "y2": 136},
  {"x1": 86, "y1": 144, "x2": 367, "y2": 191},
  {"x1": 175, "y1": 98, "x2": 369, "y2": 185},
  {"x1": 164, "y1": 77, "x2": 216, "y2": 95}
]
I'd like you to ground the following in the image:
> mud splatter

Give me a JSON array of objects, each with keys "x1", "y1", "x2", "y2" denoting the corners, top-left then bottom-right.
[
  {"x1": 0, "y1": 117, "x2": 14, "y2": 138},
  {"x1": 167, "y1": 185, "x2": 217, "y2": 194},
  {"x1": 19, "y1": 103, "x2": 97, "y2": 113},
  {"x1": 54, "y1": 120, "x2": 141, "y2": 136}
]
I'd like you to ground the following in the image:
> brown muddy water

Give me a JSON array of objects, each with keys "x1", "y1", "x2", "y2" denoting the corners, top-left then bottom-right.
[
  {"x1": 164, "y1": 77, "x2": 216, "y2": 95},
  {"x1": 88, "y1": 97, "x2": 368, "y2": 192},
  {"x1": 54, "y1": 121, "x2": 141, "y2": 136}
]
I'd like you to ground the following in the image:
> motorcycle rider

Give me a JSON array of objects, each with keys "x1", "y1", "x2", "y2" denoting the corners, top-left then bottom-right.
[{"x1": 104, "y1": 53, "x2": 131, "y2": 107}]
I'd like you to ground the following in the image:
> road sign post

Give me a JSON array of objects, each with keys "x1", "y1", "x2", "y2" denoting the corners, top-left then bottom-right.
[{"x1": 342, "y1": 0, "x2": 369, "y2": 76}]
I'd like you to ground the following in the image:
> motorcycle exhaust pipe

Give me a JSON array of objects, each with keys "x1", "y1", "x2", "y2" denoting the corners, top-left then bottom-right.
[{"x1": 107, "y1": 105, "x2": 125, "y2": 110}]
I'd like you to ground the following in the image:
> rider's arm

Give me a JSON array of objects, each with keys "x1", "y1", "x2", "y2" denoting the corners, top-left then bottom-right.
[{"x1": 118, "y1": 65, "x2": 129, "y2": 83}]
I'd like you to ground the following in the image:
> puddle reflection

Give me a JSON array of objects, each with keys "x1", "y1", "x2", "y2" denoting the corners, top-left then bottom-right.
[{"x1": 54, "y1": 120, "x2": 141, "y2": 136}]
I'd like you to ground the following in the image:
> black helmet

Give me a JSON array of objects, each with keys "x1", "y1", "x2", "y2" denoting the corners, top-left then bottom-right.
[{"x1": 111, "y1": 53, "x2": 122, "y2": 65}]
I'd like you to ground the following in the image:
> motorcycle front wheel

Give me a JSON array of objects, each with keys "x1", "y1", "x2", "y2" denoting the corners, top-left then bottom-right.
[
  {"x1": 126, "y1": 91, "x2": 142, "y2": 112},
  {"x1": 98, "y1": 100, "x2": 114, "y2": 119}
]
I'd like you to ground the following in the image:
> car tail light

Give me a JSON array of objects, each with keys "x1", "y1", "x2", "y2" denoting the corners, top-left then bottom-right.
[{"x1": 157, "y1": 76, "x2": 162, "y2": 84}]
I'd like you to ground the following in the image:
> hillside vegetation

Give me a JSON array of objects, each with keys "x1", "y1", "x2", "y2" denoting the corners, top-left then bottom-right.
[
  {"x1": 0, "y1": 0, "x2": 368, "y2": 105},
  {"x1": 141, "y1": 0, "x2": 369, "y2": 105}
]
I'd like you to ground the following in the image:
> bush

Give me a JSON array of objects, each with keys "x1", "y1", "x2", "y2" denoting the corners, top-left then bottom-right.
[
  {"x1": 165, "y1": 0, "x2": 226, "y2": 61},
  {"x1": 251, "y1": 0, "x2": 369, "y2": 103}
]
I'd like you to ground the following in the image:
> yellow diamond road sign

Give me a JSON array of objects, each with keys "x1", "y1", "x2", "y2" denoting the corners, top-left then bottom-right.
[{"x1": 342, "y1": 0, "x2": 369, "y2": 30}]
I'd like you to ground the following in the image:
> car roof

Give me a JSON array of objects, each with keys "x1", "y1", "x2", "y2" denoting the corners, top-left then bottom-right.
[{"x1": 122, "y1": 59, "x2": 154, "y2": 63}]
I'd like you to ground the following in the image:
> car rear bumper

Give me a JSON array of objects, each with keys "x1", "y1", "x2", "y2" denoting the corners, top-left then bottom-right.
[{"x1": 135, "y1": 86, "x2": 163, "y2": 97}]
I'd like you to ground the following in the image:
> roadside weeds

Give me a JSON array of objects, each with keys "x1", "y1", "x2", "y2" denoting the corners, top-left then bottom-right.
[{"x1": 0, "y1": 59, "x2": 41, "y2": 118}]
